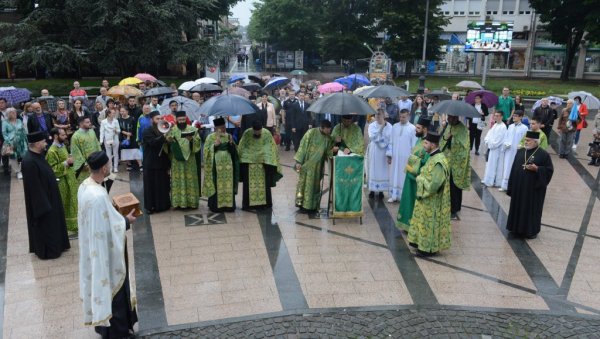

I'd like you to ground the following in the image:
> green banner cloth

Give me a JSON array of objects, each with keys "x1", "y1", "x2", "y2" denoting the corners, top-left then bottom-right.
[{"x1": 333, "y1": 155, "x2": 364, "y2": 218}]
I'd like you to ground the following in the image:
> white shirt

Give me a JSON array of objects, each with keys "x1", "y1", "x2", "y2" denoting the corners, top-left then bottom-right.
[
  {"x1": 99, "y1": 118, "x2": 121, "y2": 145},
  {"x1": 397, "y1": 99, "x2": 413, "y2": 112}
]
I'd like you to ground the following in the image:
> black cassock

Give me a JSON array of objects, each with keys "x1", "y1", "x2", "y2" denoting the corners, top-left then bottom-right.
[
  {"x1": 142, "y1": 127, "x2": 171, "y2": 213},
  {"x1": 21, "y1": 150, "x2": 70, "y2": 259},
  {"x1": 506, "y1": 147, "x2": 554, "y2": 237}
]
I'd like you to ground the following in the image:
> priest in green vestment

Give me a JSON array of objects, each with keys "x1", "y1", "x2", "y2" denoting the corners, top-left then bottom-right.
[
  {"x1": 408, "y1": 132, "x2": 452, "y2": 256},
  {"x1": 396, "y1": 117, "x2": 431, "y2": 232},
  {"x1": 294, "y1": 119, "x2": 334, "y2": 212},
  {"x1": 203, "y1": 117, "x2": 240, "y2": 212},
  {"x1": 238, "y1": 120, "x2": 283, "y2": 210},
  {"x1": 71, "y1": 116, "x2": 101, "y2": 184},
  {"x1": 331, "y1": 115, "x2": 365, "y2": 155},
  {"x1": 166, "y1": 111, "x2": 201, "y2": 209},
  {"x1": 440, "y1": 115, "x2": 470, "y2": 220},
  {"x1": 46, "y1": 128, "x2": 79, "y2": 234}
]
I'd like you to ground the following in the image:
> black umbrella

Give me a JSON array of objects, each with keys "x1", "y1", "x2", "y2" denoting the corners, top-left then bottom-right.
[
  {"x1": 200, "y1": 94, "x2": 259, "y2": 117},
  {"x1": 428, "y1": 100, "x2": 480, "y2": 118},
  {"x1": 307, "y1": 93, "x2": 376, "y2": 116},
  {"x1": 142, "y1": 86, "x2": 173, "y2": 97},
  {"x1": 190, "y1": 83, "x2": 222, "y2": 92},
  {"x1": 241, "y1": 83, "x2": 262, "y2": 92},
  {"x1": 248, "y1": 75, "x2": 265, "y2": 86},
  {"x1": 355, "y1": 85, "x2": 410, "y2": 99},
  {"x1": 425, "y1": 90, "x2": 452, "y2": 101}
]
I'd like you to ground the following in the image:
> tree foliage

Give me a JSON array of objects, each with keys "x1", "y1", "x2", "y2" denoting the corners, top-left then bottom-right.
[{"x1": 529, "y1": 0, "x2": 600, "y2": 81}]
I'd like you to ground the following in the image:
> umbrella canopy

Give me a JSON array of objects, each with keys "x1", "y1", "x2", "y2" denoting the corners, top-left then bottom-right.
[
  {"x1": 290, "y1": 70, "x2": 308, "y2": 76},
  {"x1": 159, "y1": 96, "x2": 202, "y2": 120},
  {"x1": 425, "y1": 90, "x2": 452, "y2": 101},
  {"x1": 429, "y1": 100, "x2": 480, "y2": 118},
  {"x1": 267, "y1": 96, "x2": 282, "y2": 113},
  {"x1": 531, "y1": 96, "x2": 564, "y2": 112},
  {"x1": 223, "y1": 87, "x2": 251, "y2": 98},
  {"x1": 178, "y1": 81, "x2": 198, "y2": 91},
  {"x1": 195, "y1": 77, "x2": 219, "y2": 84},
  {"x1": 263, "y1": 76, "x2": 291, "y2": 91},
  {"x1": 142, "y1": 87, "x2": 174, "y2": 98},
  {"x1": 334, "y1": 74, "x2": 370, "y2": 90},
  {"x1": 248, "y1": 75, "x2": 265, "y2": 87},
  {"x1": 353, "y1": 85, "x2": 375, "y2": 96},
  {"x1": 307, "y1": 92, "x2": 376, "y2": 116},
  {"x1": 464, "y1": 90, "x2": 499, "y2": 107},
  {"x1": 455, "y1": 80, "x2": 483, "y2": 89},
  {"x1": 318, "y1": 82, "x2": 345, "y2": 94},
  {"x1": 0, "y1": 87, "x2": 31, "y2": 105},
  {"x1": 118, "y1": 77, "x2": 143, "y2": 86},
  {"x1": 228, "y1": 74, "x2": 246, "y2": 84},
  {"x1": 190, "y1": 83, "x2": 222, "y2": 93},
  {"x1": 568, "y1": 91, "x2": 600, "y2": 110},
  {"x1": 107, "y1": 85, "x2": 143, "y2": 98},
  {"x1": 200, "y1": 94, "x2": 259, "y2": 117},
  {"x1": 356, "y1": 85, "x2": 410, "y2": 99},
  {"x1": 155, "y1": 80, "x2": 167, "y2": 87},
  {"x1": 134, "y1": 73, "x2": 157, "y2": 82},
  {"x1": 241, "y1": 83, "x2": 262, "y2": 92}
]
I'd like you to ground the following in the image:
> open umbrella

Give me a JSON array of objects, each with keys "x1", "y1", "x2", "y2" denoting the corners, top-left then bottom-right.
[
  {"x1": 228, "y1": 74, "x2": 246, "y2": 84},
  {"x1": 190, "y1": 83, "x2": 222, "y2": 92},
  {"x1": 263, "y1": 76, "x2": 291, "y2": 91},
  {"x1": 290, "y1": 70, "x2": 308, "y2": 76},
  {"x1": 356, "y1": 85, "x2": 410, "y2": 99},
  {"x1": 318, "y1": 82, "x2": 345, "y2": 94},
  {"x1": 195, "y1": 77, "x2": 219, "y2": 84},
  {"x1": 334, "y1": 74, "x2": 370, "y2": 90},
  {"x1": 241, "y1": 83, "x2": 262, "y2": 92},
  {"x1": 568, "y1": 91, "x2": 600, "y2": 110},
  {"x1": 425, "y1": 90, "x2": 452, "y2": 101},
  {"x1": 307, "y1": 92, "x2": 376, "y2": 116},
  {"x1": 531, "y1": 96, "x2": 564, "y2": 112},
  {"x1": 455, "y1": 80, "x2": 483, "y2": 89},
  {"x1": 200, "y1": 94, "x2": 259, "y2": 117},
  {"x1": 248, "y1": 75, "x2": 265, "y2": 87},
  {"x1": 118, "y1": 77, "x2": 143, "y2": 86},
  {"x1": 353, "y1": 86, "x2": 374, "y2": 96},
  {"x1": 178, "y1": 81, "x2": 198, "y2": 91},
  {"x1": 134, "y1": 73, "x2": 157, "y2": 82},
  {"x1": 0, "y1": 87, "x2": 31, "y2": 105},
  {"x1": 429, "y1": 100, "x2": 480, "y2": 118},
  {"x1": 142, "y1": 87, "x2": 174, "y2": 98},
  {"x1": 107, "y1": 85, "x2": 143, "y2": 98},
  {"x1": 223, "y1": 87, "x2": 250, "y2": 98},
  {"x1": 159, "y1": 96, "x2": 202, "y2": 120},
  {"x1": 155, "y1": 80, "x2": 167, "y2": 87},
  {"x1": 464, "y1": 90, "x2": 499, "y2": 108}
]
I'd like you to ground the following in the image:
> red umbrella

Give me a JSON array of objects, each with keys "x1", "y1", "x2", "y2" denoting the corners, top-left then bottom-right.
[
  {"x1": 464, "y1": 90, "x2": 499, "y2": 108},
  {"x1": 134, "y1": 73, "x2": 157, "y2": 82}
]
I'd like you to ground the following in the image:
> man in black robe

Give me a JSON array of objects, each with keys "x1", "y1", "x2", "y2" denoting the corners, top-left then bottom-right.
[
  {"x1": 142, "y1": 111, "x2": 171, "y2": 214},
  {"x1": 506, "y1": 131, "x2": 554, "y2": 239},
  {"x1": 21, "y1": 131, "x2": 70, "y2": 259}
]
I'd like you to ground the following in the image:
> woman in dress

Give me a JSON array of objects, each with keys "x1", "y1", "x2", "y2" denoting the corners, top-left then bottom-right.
[
  {"x1": 54, "y1": 99, "x2": 73, "y2": 139},
  {"x1": 69, "y1": 99, "x2": 90, "y2": 132},
  {"x1": 118, "y1": 107, "x2": 142, "y2": 171},
  {"x1": 1, "y1": 108, "x2": 28, "y2": 179},
  {"x1": 410, "y1": 95, "x2": 428, "y2": 125}
]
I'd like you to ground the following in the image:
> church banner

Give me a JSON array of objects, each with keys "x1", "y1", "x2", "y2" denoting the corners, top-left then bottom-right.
[{"x1": 332, "y1": 156, "x2": 364, "y2": 218}]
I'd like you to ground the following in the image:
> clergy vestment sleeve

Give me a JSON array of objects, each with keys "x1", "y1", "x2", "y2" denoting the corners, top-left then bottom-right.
[
  {"x1": 416, "y1": 163, "x2": 446, "y2": 200},
  {"x1": 46, "y1": 147, "x2": 68, "y2": 177},
  {"x1": 71, "y1": 138, "x2": 86, "y2": 172},
  {"x1": 294, "y1": 132, "x2": 310, "y2": 164}
]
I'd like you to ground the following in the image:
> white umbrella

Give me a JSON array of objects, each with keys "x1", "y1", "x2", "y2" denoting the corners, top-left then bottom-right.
[
  {"x1": 353, "y1": 86, "x2": 374, "y2": 95},
  {"x1": 455, "y1": 80, "x2": 483, "y2": 89},
  {"x1": 531, "y1": 96, "x2": 564, "y2": 112},
  {"x1": 568, "y1": 91, "x2": 600, "y2": 110},
  {"x1": 178, "y1": 81, "x2": 198, "y2": 91},
  {"x1": 195, "y1": 77, "x2": 218, "y2": 84}
]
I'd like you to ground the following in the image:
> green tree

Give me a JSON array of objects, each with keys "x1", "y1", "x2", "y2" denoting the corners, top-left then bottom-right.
[{"x1": 529, "y1": 0, "x2": 600, "y2": 81}]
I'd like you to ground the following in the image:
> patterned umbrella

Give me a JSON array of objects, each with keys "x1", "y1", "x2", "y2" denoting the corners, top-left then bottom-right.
[
  {"x1": 318, "y1": 82, "x2": 345, "y2": 94},
  {"x1": 223, "y1": 87, "x2": 250, "y2": 98},
  {"x1": 118, "y1": 77, "x2": 143, "y2": 86},
  {"x1": 0, "y1": 87, "x2": 31, "y2": 106},
  {"x1": 134, "y1": 73, "x2": 157, "y2": 82},
  {"x1": 107, "y1": 85, "x2": 144, "y2": 98},
  {"x1": 464, "y1": 90, "x2": 499, "y2": 108}
]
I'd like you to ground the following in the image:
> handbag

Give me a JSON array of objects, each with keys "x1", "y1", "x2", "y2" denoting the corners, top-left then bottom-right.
[
  {"x1": 588, "y1": 142, "x2": 600, "y2": 159},
  {"x1": 583, "y1": 120, "x2": 588, "y2": 128},
  {"x1": 1, "y1": 144, "x2": 14, "y2": 156}
]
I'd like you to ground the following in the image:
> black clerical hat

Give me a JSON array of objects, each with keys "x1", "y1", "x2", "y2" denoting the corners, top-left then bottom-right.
[
  {"x1": 175, "y1": 111, "x2": 186, "y2": 118},
  {"x1": 525, "y1": 131, "x2": 540, "y2": 140},
  {"x1": 417, "y1": 117, "x2": 431, "y2": 128},
  {"x1": 213, "y1": 117, "x2": 225, "y2": 126},
  {"x1": 341, "y1": 114, "x2": 353, "y2": 119},
  {"x1": 148, "y1": 111, "x2": 160, "y2": 118},
  {"x1": 424, "y1": 131, "x2": 441, "y2": 144},
  {"x1": 252, "y1": 119, "x2": 263, "y2": 131},
  {"x1": 87, "y1": 151, "x2": 109, "y2": 170},
  {"x1": 27, "y1": 131, "x2": 46, "y2": 143}
]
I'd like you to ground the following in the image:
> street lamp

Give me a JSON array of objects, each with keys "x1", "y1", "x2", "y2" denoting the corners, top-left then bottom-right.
[
  {"x1": 418, "y1": 0, "x2": 430, "y2": 94},
  {"x1": 363, "y1": 42, "x2": 375, "y2": 55}
]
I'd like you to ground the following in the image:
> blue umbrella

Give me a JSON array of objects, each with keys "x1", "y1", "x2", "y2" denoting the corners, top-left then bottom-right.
[
  {"x1": 263, "y1": 76, "x2": 290, "y2": 91},
  {"x1": 228, "y1": 74, "x2": 246, "y2": 84},
  {"x1": 334, "y1": 74, "x2": 370, "y2": 90},
  {"x1": 159, "y1": 96, "x2": 202, "y2": 120},
  {"x1": 0, "y1": 87, "x2": 31, "y2": 106},
  {"x1": 200, "y1": 94, "x2": 259, "y2": 117}
]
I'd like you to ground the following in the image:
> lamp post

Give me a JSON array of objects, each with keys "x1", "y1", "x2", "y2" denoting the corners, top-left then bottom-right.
[{"x1": 418, "y1": 0, "x2": 430, "y2": 94}]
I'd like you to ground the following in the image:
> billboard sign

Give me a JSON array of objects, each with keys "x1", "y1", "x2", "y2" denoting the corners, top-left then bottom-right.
[{"x1": 464, "y1": 21, "x2": 513, "y2": 53}]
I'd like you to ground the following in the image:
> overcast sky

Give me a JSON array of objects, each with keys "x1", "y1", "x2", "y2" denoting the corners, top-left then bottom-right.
[{"x1": 231, "y1": 0, "x2": 253, "y2": 26}]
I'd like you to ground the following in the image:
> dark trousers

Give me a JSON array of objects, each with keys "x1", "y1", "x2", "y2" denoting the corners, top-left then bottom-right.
[
  {"x1": 542, "y1": 125, "x2": 553, "y2": 143},
  {"x1": 469, "y1": 124, "x2": 482, "y2": 151},
  {"x1": 283, "y1": 125, "x2": 292, "y2": 149},
  {"x1": 450, "y1": 174, "x2": 462, "y2": 214},
  {"x1": 292, "y1": 128, "x2": 307, "y2": 152},
  {"x1": 1, "y1": 155, "x2": 9, "y2": 173}
]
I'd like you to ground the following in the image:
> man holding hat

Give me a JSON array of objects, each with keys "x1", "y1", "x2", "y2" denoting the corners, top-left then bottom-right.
[
  {"x1": 77, "y1": 151, "x2": 138, "y2": 337},
  {"x1": 332, "y1": 115, "x2": 365, "y2": 156},
  {"x1": 71, "y1": 115, "x2": 101, "y2": 184},
  {"x1": 237, "y1": 120, "x2": 282, "y2": 210},
  {"x1": 142, "y1": 111, "x2": 171, "y2": 214},
  {"x1": 166, "y1": 111, "x2": 201, "y2": 209},
  {"x1": 203, "y1": 117, "x2": 240, "y2": 212},
  {"x1": 396, "y1": 116, "x2": 431, "y2": 232},
  {"x1": 500, "y1": 110, "x2": 529, "y2": 191},
  {"x1": 407, "y1": 131, "x2": 452, "y2": 256},
  {"x1": 505, "y1": 131, "x2": 554, "y2": 239},
  {"x1": 440, "y1": 114, "x2": 470, "y2": 220},
  {"x1": 21, "y1": 131, "x2": 71, "y2": 259}
]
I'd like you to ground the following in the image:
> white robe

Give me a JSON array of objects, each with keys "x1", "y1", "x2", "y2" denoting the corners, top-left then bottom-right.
[
  {"x1": 483, "y1": 122, "x2": 507, "y2": 187},
  {"x1": 367, "y1": 121, "x2": 392, "y2": 192},
  {"x1": 78, "y1": 177, "x2": 127, "y2": 326},
  {"x1": 501, "y1": 122, "x2": 529, "y2": 190},
  {"x1": 386, "y1": 122, "x2": 416, "y2": 200}
]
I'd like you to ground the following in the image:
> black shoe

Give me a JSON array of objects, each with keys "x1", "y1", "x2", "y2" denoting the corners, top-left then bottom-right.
[
  {"x1": 526, "y1": 234, "x2": 538, "y2": 239},
  {"x1": 378, "y1": 192, "x2": 384, "y2": 199},
  {"x1": 285, "y1": 147, "x2": 290, "y2": 151},
  {"x1": 416, "y1": 249, "x2": 436, "y2": 257},
  {"x1": 475, "y1": 151, "x2": 480, "y2": 156},
  {"x1": 451, "y1": 213, "x2": 459, "y2": 220},
  {"x1": 409, "y1": 242, "x2": 418, "y2": 248},
  {"x1": 368, "y1": 191, "x2": 374, "y2": 198}
]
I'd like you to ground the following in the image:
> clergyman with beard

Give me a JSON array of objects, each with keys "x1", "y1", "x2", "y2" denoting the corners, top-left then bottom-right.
[{"x1": 141, "y1": 111, "x2": 171, "y2": 214}]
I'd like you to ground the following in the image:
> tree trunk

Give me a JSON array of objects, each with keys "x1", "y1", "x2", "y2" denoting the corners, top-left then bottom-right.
[
  {"x1": 404, "y1": 61, "x2": 413, "y2": 77},
  {"x1": 560, "y1": 30, "x2": 584, "y2": 81}
]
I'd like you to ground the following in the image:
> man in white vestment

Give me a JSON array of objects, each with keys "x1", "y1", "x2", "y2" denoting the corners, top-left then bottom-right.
[
  {"x1": 386, "y1": 109, "x2": 417, "y2": 202},
  {"x1": 482, "y1": 112, "x2": 507, "y2": 187},
  {"x1": 367, "y1": 109, "x2": 392, "y2": 199},
  {"x1": 78, "y1": 151, "x2": 138, "y2": 338},
  {"x1": 500, "y1": 110, "x2": 528, "y2": 192}
]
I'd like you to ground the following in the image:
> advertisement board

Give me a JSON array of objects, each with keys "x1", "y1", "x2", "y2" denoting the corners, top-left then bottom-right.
[
  {"x1": 277, "y1": 51, "x2": 286, "y2": 68},
  {"x1": 464, "y1": 21, "x2": 513, "y2": 53},
  {"x1": 294, "y1": 51, "x2": 304, "y2": 69}
]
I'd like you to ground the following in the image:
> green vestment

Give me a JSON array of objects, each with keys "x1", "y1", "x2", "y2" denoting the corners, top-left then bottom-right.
[
  {"x1": 408, "y1": 151, "x2": 452, "y2": 253},
  {"x1": 331, "y1": 123, "x2": 365, "y2": 155},
  {"x1": 46, "y1": 144, "x2": 79, "y2": 233},
  {"x1": 294, "y1": 128, "x2": 333, "y2": 211},
  {"x1": 203, "y1": 132, "x2": 240, "y2": 210},
  {"x1": 70, "y1": 129, "x2": 101, "y2": 184},
  {"x1": 396, "y1": 138, "x2": 429, "y2": 231},
  {"x1": 238, "y1": 128, "x2": 282, "y2": 207},
  {"x1": 518, "y1": 130, "x2": 548, "y2": 150},
  {"x1": 440, "y1": 122, "x2": 471, "y2": 190},
  {"x1": 168, "y1": 126, "x2": 201, "y2": 208}
]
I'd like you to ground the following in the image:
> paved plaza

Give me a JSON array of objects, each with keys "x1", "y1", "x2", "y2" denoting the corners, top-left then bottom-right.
[{"x1": 1, "y1": 122, "x2": 599, "y2": 338}]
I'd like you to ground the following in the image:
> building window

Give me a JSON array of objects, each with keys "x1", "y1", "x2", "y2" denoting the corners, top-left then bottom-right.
[
  {"x1": 493, "y1": 11, "x2": 498, "y2": 14},
  {"x1": 509, "y1": 11, "x2": 514, "y2": 14},
  {"x1": 532, "y1": 49, "x2": 566, "y2": 71},
  {"x1": 502, "y1": 11, "x2": 508, "y2": 14},
  {"x1": 454, "y1": 11, "x2": 459, "y2": 15},
  {"x1": 444, "y1": 11, "x2": 450, "y2": 15},
  {"x1": 525, "y1": 11, "x2": 531, "y2": 14},
  {"x1": 584, "y1": 50, "x2": 600, "y2": 73},
  {"x1": 460, "y1": 11, "x2": 465, "y2": 15},
  {"x1": 487, "y1": 11, "x2": 492, "y2": 14},
  {"x1": 490, "y1": 49, "x2": 526, "y2": 70},
  {"x1": 519, "y1": 11, "x2": 524, "y2": 14}
]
